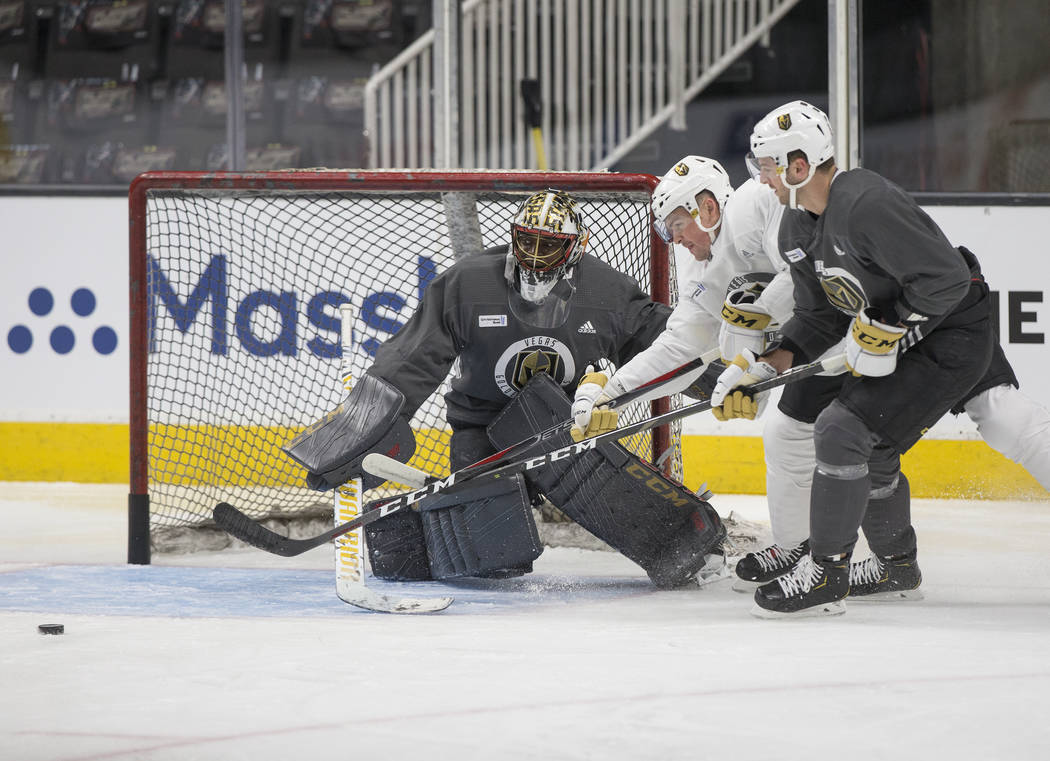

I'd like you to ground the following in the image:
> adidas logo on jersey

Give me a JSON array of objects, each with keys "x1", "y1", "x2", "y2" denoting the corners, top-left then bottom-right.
[{"x1": 577, "y1": 321, "x2": 597, "y2": 334}]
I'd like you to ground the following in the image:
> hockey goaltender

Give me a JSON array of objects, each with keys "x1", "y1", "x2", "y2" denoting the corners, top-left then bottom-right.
[{"x1": 281, "y1": 189, "x2": 727, "y2": 589}]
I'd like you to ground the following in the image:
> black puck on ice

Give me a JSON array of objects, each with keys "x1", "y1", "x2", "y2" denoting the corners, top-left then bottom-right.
[{"x1": 38, "y1": 624, "x2": 64, "y2": 635}]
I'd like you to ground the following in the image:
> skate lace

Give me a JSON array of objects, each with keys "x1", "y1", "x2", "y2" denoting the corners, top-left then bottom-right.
[
  {"x1": 754, "y1": 542, "x2": 801, "y2": 573},
  {"x1": 849, "y1": 555, "x2": 885, "y2": 585},
  {"x1": 776, "y1": 554, "x2": 822, "y2": 596}
]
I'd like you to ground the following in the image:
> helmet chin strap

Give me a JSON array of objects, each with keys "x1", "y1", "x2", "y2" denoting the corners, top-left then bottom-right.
[
  {"x1": 696, "y1": 216, "x2": 721, "y2": 238},
  {"x1": 783, "y1": 164, "x2": 816, "y2": 210}
]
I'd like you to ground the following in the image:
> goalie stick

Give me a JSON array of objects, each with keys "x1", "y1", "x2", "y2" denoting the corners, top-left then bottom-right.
[
  {"x1": 213, "y1": 353, "x2": 847, "y2": 557},
  {"x1": 333, "y1": 476, "x2": 452, "y2": 614},
  {"x1": 363, "y1": 453, "x2": 430, "y2": 489},
  {"x1": 329, "y1": 304, "x2": 452, "y2": 614}
]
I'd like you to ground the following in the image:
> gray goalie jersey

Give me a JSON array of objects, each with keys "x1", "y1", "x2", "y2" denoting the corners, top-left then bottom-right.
[
  {"x1": 367, "y1": 249, "x2": 672, "y2": 426},
  {"x1": 777, "y1": 168, "x2": 972, "y2": 361}
]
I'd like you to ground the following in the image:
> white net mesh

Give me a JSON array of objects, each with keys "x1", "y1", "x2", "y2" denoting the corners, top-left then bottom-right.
[{"x1": 134, "y1": 172, "x2": 684, "y2": 552}]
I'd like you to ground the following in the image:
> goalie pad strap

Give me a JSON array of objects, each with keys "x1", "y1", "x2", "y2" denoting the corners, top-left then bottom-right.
[
  {"x1": 282, "y1": 373, "x2": 416, "y2": 491},
  {"x1": 366, "y1": 473, "x2": 542, "y2": 581},
  {"x1": 487, "y1": 373, "x2": 725, "y2": 588}
]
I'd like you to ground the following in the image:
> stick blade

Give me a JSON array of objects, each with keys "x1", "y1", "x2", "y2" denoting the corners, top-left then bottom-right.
[
  {"x1": 213, "y1": 502, "x2": 306, "y2": 557},
  {"x1": 336, "y1": 579, "x2": 453, "y2": 614}
]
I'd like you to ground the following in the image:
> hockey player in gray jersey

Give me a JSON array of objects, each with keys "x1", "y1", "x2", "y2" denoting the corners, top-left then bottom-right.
[
  {"x1": 284, "y1": 189, "x2": 726, "y2": 589},
  {"x1": 710, "y1": 100, "x2": 1000, "y2": 617},
  {"x1": 573, "y1": 141, "x2": 1049, "y2": 608}
]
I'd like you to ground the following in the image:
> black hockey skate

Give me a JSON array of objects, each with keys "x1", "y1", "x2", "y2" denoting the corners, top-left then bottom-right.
[
  {"x1": 751, "y1": 553, "x2": 849, "y2": 619},
  {"x1": 732, "y1": 539, "x2": 809, "y2": 592},
  {"x1": 848, "y1": 552, "x2": 923, "y2": 601}
]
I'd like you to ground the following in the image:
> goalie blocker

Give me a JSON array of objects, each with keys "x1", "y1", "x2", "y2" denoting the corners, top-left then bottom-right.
[
  {"x1": 367, "y1": 373, "x2": 725, "y2": 589},
  {"x1": 282, "y1": 374, "x2": 417, "y2": 491}
]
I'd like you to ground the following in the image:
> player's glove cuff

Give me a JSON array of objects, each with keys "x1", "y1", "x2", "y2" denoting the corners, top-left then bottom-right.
[
  {"x1": 571, "y1": 363, "x2": 623, "y2": 440},
  {"x1": 718, "y1": 287, "x2": 774, "y2": 361},
  {"x1": 845, "y1": 308, "x2": 907, "y2": 377}
]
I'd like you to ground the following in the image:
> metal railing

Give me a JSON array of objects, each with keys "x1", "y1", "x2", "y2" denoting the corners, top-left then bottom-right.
[{"x1": 365, "y1": 0, "x2": 801, "y2": 170}]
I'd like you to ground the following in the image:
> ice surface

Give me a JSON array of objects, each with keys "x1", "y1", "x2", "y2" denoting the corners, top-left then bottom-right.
[{"x1": 1, "y1": 483, "x2": 1048, "y2": 761}]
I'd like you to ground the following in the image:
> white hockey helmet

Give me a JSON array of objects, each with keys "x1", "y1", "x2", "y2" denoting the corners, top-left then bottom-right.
[
  {"x1": 747, "y1": 100, "x2": 834, "y2": 208},
  {"x1": 651, "y1": 156, "x2": 733, "y2": 243},
  {"x1": 509, "y1": 189, "x2": 590, "y2": 303}
]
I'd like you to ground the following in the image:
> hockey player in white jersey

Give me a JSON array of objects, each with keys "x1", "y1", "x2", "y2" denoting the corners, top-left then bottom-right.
[
  {"x1": 569, "y1": 154, "x2": 793, "y2": 414},
  {"x1": 571, "y1": 155, "x2": 818, "y2": 588}
]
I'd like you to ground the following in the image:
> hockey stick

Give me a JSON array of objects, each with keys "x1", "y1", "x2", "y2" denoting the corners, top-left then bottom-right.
[
  {"x1": 333, "y1": 477, "x2": 452, "y2": 614},
  {"x1": 601, "y1": 347, "x2": 721, "y2": 410},
  {"x1": 363, "y1": 453, "x2": 430, "y2": 489},
  {"x1": 330, "y1": 304, "x2": 452, "y2": 613},
  {"x1": 214, "y1": 353, "x2": 846, "y2": 557},
  {"x1": 366, "y1": 348, "x2": 719, "y2": 491}
]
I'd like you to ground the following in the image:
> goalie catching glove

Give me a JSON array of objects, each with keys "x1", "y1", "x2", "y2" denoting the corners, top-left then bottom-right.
[
  {"x1": 710, "y1": 349, "x2": 779, "y2": 421},
  {"x1": 718, "y1": 284, "x2": 774, "y2": 361},
  {"x1": 570, "y1": 360, "x2": 625, "y2": 441},
  {"x1": 845, "y1": 308, "x2": 908, "y2": 377}
]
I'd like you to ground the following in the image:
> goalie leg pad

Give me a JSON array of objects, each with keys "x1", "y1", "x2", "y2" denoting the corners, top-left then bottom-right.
[
  {"x1": 419, "y1": 473, "x2": 542, "y2": 580},
  {"x1": 487, "y1": 374, "x2": 726, "y2": 589},
  {"x1": 364, "y1": 507, "x2": 432, "y2": 581},
  {"x1": 365, "y1": 474, "x2": 542, "y2": 580},
  {"x1": 282, "y1": 373, "x2": 416, "y2": 491}
]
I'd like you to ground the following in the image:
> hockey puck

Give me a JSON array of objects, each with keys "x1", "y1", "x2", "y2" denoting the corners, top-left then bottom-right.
[{"x1": 37, "y1": 624, "x2": 64, "y2": 635}]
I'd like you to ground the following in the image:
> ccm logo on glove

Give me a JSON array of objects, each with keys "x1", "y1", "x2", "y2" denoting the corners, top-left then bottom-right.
[
  {"x1": 718, "y1": 286, "x2": 773, "y2": 361},
  {"x1": 845, "y1": 308, "x2": 907, "y2": 377}
]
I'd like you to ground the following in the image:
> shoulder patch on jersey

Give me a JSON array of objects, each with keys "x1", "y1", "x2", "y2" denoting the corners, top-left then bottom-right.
[
  {"x1": 479, "y1": 314, "x2": 508, "y2": 328},
  {"x1": 784, "y1": 248, "x2": 806, "y2": 262}
]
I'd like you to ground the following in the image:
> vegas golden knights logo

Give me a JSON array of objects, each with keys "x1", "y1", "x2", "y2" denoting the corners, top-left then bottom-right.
[
  {"x1": 514, "y1": 349, "x2": 562, "y2": 388},
  {"x1": 495, "y1": 336, "x2": 576, "y2": 396},
  {"x1": 777, "y1": 113, "x2": 792, "y2": 130},
  {"x1": 819, "y1": 274, "x2": 866, "y2": 315},
  {"x1": 673, "y1": 162, "x2": 690, "y2": 176}
]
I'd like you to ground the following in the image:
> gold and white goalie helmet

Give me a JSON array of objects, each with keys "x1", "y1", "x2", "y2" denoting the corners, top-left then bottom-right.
[
  {"x1": 651, "y1": 156, "x2": 733, "y2": 242},
  {"x1": 509, "y1": 189, "x2": 590, "y2": 303}
]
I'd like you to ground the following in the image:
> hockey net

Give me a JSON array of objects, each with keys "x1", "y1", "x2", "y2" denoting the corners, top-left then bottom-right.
[{"x1": 128, "y1": 169, "x2": 693, "y2": 557}]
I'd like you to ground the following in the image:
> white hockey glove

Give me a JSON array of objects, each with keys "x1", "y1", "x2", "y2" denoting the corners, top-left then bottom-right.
[
  {"x1": 570, "y1": 361, "x2": 624, "y2": 442},
  {"x1": 845, "y1": 308, "x2": 907, "y2": 377},
  {"x1": 718, "y1": 286, "x2": 774, "y2": 361},
  {"x1": 710, "y1": 349, "x2": 779, "y2": 421}
]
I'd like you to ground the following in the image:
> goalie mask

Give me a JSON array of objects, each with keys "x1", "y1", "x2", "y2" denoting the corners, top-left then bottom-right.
[
  {"x1": 651, "y1": 156, "x2": 733, "y2": 243},
  {"x1": 505, "y1": 190, "x2": 590, "y2": 328},
  {"x1": 509, "y1": 189, "x2": 589, "y2": 302},
  {"x1": 747, "y1": 100, "x2": 834, "y2": 210}
]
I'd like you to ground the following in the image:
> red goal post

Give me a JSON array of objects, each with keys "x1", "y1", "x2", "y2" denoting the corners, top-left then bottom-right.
[{"x1": 128, "y1": 170, "x2": 680, "y2": 564}]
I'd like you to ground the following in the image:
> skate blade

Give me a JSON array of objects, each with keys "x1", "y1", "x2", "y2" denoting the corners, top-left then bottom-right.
[
  {"x1": 695, "y1": 564, "x2": 732, "y2": 588},
  {"x1": 849, "y1": 588, "x2": 924, "y2": 602},
  {"x1": 732, "y1": 578, "x2": 760, "y2": 594},
  {"x1": 749, "y1": 599, "x2": 847, "y2": 619},
  {"x1": 694, "y1": 573, "x2": 732, "y2": 589}
]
